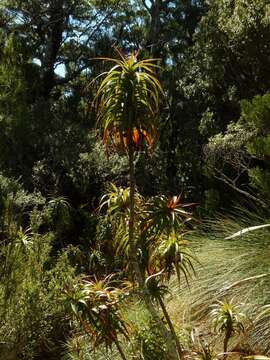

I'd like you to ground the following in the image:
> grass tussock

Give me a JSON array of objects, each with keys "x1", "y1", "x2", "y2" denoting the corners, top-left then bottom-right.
[{"x1": 166, "y1": 207, "x2": 270, "y2": 356}]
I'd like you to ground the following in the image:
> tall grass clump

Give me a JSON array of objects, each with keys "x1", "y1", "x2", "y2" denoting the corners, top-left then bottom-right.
[{"x1": 167, "y1": 205, "x2": 270, "y2": 355}]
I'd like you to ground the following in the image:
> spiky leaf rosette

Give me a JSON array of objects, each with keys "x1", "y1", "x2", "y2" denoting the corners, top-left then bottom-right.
[{"x1": 93, "y1": 50, "x2": 163, "y2": 153}]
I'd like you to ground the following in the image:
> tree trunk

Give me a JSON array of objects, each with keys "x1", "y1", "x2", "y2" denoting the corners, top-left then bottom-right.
[
  {"x1": 157, "y1": 294, "x2": 183, "y2": 360},
  {"x1": 141, "y1": 0, "x2": 163, "y2": 57},
  {"x1": 40, "y1": 0, "x2": 67, "y2": 99},
  {"x1": 149, "y1": 0, "x2": 162, "y2": 57},
  {"x1": 127, "y1": 144, "x2": 179, "y2": 360}
]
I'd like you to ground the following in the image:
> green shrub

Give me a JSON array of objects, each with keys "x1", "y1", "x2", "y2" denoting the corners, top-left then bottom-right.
[{"x1": 0, "y1": 221, "x2": 76, "y2": 359}]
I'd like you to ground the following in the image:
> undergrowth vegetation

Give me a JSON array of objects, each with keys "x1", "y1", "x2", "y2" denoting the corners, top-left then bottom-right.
[{"x1": 1, "y1": 172, "x2": 270, "y2": 359}]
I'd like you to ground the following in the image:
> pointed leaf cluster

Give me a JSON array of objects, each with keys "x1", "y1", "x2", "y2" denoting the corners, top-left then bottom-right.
[
  {"x1": 99, "y1": 184, "x2": 198, "y2": 286},
  {"x1": 93, "y1": 50, "x2": 163, "y2": 152},
  {"x1": 64, "y1": 274, "x2": 130, "y2": 350}
]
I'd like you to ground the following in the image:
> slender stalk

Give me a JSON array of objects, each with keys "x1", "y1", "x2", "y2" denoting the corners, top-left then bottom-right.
[
  {"x1": 157, "y1": 294, "x2": 183, "y2": 360},
  {"x1": 223, "y1": 328, "x2": 231, "y2": 360},
  {"x1": 114, "y1": 338, "x2": 128, "y2": 360},
  {"x1": 128, "y1": 143, "x2": 141, "y2": 286},
  {"x1": 127, "y1": 143, "x2": 179, "y2": 360}
]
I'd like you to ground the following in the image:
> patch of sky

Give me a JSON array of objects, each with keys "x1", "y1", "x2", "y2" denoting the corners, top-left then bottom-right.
[
  {"x1": 33, "y1": 58, "x2": 41, "y2": 67},
  {"x1": 33, "y1": 58, "x2": 66, "y2": 77},
  {"x1": 54, "y1": 63, "x2": 66, "y2": 77}
]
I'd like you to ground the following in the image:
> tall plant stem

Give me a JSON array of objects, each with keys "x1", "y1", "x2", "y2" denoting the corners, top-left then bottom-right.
[
  {"x1": 157, "y1": 294, "x2": 183, "y2": 360},
  {"x1": 114, "y1": 338, "x2": 128, "y2": 360},
  {"x1": 127, "y1": 143, "x2": 179, "y2": 360},
  {"x1": 223, "y1": 328, "x2": 231, "y2": 360},
  {"x1": 127, "y1": 143, "x2": 141, "y2": 285}
]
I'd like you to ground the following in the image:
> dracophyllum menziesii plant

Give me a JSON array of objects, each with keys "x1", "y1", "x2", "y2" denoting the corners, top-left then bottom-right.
[
  {"x1": 64, "y1": 274, "x2": 130, "y2": 360},
  {"x1": 94, "y1": 49, "x2": 198, "y2": 359}
]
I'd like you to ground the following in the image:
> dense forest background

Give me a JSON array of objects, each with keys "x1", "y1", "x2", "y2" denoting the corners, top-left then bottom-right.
[
  {"x1": 1, "y1": 0, "x2": 270, "y2": 359},
  {"x1": 2, "y1": 0, "x2": 270, "y2": 211}
]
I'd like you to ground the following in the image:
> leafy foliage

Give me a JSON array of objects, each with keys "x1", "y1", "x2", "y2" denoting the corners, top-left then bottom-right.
[
  {"x1": 210, "y1": 300, "x2": 246, "y2": 336},
  {"x1": 94, "y1": 50, "x2": 163, "y2": 153},
  {"x1": 0, "y1": 225, "x2": 76, "y2": 359},
  {"x1": 64, "y1": 274, "x2": 130, "y2": 359}
]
